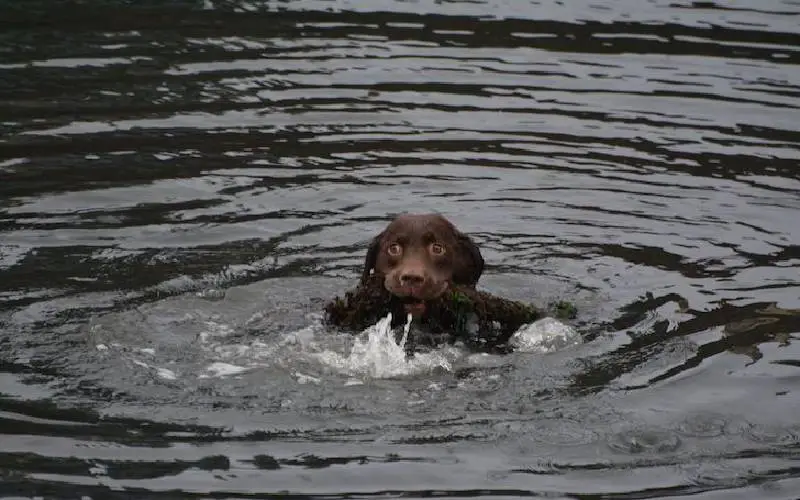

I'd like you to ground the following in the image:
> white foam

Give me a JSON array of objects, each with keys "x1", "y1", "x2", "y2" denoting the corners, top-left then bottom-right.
[
  {"x1": 156, "y1": 367, "x2": 178, "y2": 380},
  {"x1": 129, "y1": 359, "x2": 178, "y2": 380},
  {"x1": 199, "y1": 320, "x2": 235, "y2": 343},
  {"x1": 294, "y1": 371, "x2": 321, "y2": 385},
  {"x1": 200, "y1": 362, "x2": 250, "y2": 378},
  {"x1": 510, "y1": 317, "x2": 582, "y2": 353}
]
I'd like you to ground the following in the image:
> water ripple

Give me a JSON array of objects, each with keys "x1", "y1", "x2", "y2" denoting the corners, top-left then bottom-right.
[{"x1": 2, "y1": 0, "x2": 800, "y2": 497}]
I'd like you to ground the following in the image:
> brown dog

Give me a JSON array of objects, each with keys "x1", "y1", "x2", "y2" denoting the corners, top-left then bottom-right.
[{"x1": 360, "y1": 214, "x2": 484, "y2": 315}]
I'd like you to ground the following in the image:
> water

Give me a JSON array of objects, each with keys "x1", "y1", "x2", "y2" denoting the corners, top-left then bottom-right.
[{"x1": 1, "y1": 0, "x2": 799, "y2": 498}]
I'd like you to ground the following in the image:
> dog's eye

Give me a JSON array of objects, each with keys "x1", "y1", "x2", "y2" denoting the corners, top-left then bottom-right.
[
  {"x1": 387, "y1": 243, "x2": 403, "y2": 256},
  {"x1": 430, "y1": 243, "x2": 445, "y2": 255}
]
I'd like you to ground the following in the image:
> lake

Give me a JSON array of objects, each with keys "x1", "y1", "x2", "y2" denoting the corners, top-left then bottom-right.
[{"x1": 1, "y1": 0, "x2": 799, "y2": 498}]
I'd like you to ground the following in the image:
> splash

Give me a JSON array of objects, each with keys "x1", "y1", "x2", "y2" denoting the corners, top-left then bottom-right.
[{"x1": 312, "y1": 312, "x2": 455, "y2": 379}]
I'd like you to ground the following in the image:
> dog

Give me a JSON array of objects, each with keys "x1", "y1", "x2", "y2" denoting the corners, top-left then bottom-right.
[{"x1": 360, "y1": 213, "x2": 484, "y2": 316}]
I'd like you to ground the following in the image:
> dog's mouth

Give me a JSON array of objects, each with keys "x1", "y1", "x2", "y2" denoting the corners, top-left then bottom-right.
[
  {"x1": 385, "y1": 279, "x2": 450, "y2": 317},
  {"x1": 388, "y1": 282, "x2": 449, "y2": 300},
  {"x1": 399, "y1": 296, "x2": 427, "y2": 317}
]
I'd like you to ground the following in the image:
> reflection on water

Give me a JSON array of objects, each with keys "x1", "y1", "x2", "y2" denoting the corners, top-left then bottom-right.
[{"x1": 1, "y1": 0, "x2": 799, "y2": 497}]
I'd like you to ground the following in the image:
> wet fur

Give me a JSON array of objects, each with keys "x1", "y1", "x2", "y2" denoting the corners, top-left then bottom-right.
[{"x1": 359, "y1": 214, "x2": 484, "y2": 291}]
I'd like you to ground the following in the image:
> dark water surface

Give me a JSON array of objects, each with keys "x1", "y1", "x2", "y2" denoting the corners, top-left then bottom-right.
[{"x1": 2, "y1": 0, "x2": 800, "y2": 498}]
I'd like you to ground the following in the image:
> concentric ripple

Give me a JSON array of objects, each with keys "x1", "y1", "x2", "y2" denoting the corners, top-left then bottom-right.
[{"x1": 1, "y1": 0, "x2": 799, "y2": 497}]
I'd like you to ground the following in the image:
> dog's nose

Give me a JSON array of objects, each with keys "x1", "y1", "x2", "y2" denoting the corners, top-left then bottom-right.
[{"x1": 399, "y1": 272, "x2": 425, "y2": 286}]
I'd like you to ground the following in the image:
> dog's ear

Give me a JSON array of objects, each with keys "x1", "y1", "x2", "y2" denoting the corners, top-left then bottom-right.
[
  {"x1": 452, "y1": 231, "x2": 484, "y2": 286},
  {"x1": 359, "y1": 232, "x2": 384, "y2": 285}
]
